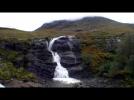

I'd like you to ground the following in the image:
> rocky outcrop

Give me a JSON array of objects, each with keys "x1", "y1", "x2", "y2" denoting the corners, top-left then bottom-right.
[
  {"x1": 0, "y1": 39, "x2": 56, "y2": 79},
  {"x1": 50, "y1": 36, "x2": 86, "y2": 78},
  {"x1": 0, "y1": 39, "x2": 30, "y2": 53},
  {"x1": 0, "y1": 36, "x2": 88, "y2": 79},
  {"x1": 26, "y1": 39, "x2": 56, "y2": 79},
  {"x1": 27, "y1": 36, "x2": 87, "y2": 79}
]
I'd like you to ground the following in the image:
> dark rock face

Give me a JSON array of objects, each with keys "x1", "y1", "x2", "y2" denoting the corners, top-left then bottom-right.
[
  {"x1": 0, "y1": 40, "x2": 30, "y2": 53},
  {"x1": 27, "y1": 36, "x2": 87, "y2": 79},
  {"x1": 0, "y1": 39, "x2": 56, "y2": 79},
  {"x1": 26, "y1": 39, "x2": 56, "y2": 79},
  {"x1": 0, "y1": 36, "x2": 88, "y2": 79},
  {"x1": 51, "y1": 36, "x2": 86, "y2": 78},
  {"x1": 52, "y1": 36, "x2": 81, "y2": 52}
]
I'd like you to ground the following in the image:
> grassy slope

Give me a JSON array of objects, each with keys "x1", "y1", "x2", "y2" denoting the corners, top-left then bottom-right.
[
  {"x1": 1, "y1": 17, "x2": 134, "y2": 41},
  {"x1": 0, "y1": 28, "x2": 32, "y2": 40}
]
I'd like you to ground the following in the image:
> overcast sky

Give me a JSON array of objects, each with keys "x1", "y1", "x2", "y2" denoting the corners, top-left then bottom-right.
[{"x1": 0, "y1": 13, "x2": 134, "y2": 31}]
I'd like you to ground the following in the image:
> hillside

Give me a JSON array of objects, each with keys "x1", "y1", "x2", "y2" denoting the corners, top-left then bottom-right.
[
  {"x1": 36, "y1": 17, "x2": 134, "y2": 35},
  {"x1": 1, "y1": 17, "x2": 134, "y2": 40},
  {"x1": 0, "y1": 16, "x2": 134, "y2": 87},
  {"x1": 0, "y1": 27, "x2": 32, "y2": 40}
]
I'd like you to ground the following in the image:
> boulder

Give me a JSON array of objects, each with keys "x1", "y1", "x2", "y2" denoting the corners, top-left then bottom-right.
[
  {"x1": 60, "y1": 51, "x2": 82, "y2": 67},
  {"x1": 52, "y1": 36, "x2": 81, "y2": 52}
]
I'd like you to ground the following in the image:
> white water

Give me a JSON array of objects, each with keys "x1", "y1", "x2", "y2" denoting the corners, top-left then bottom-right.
[
  {"x1": 48, "y1": 36, "x2": 80, "y2": 84},
  {"x1": 0, "y1": 84, "x2": 5, "y2": 88}
]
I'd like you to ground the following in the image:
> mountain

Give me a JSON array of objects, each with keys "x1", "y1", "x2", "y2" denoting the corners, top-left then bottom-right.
[
  {"x1": 37, "y1": 17, "x2": 117, "y2": 29},
  {"x1": 1, "y1": 16, "x2": 134, "y2": 40},
  {"x1": 36, "y1": 17, "x2": 134, "y2": 35}
]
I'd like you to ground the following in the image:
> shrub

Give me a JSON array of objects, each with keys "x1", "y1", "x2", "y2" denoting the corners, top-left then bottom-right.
[
  {"x1": 0, "y1": 61, "x2": 35, "y2": 81},
  {"x1": 82, "y1": 45, "x2": 115, "y2": 73},
  {"x1": 98, "y1": 61, "x2": 119, "y2": 77},
  {"x1": 115, "y1": 33, "x2": 134, "y2": 78},
  {"x1": 97, "y1": 61, "x2": 111, "y2": 76},
  {"x1": 82, "y1": 53, "x2": 91, "y2": 65},
  {"x1": 124, "y1": 55, "x2": 134, "y2": 78},
  {"x1": 98, "y1": 60, "x2": 129, "y2": 78},
  {"x1": 0, "y1": 48, "x2": 20, "y2": 61},
  {"x1": 98, "y1": 33, "x2": 134, "y2": 79},
  {"x1": 107, "y1": 62, "x2": 123, "y2": 78}
]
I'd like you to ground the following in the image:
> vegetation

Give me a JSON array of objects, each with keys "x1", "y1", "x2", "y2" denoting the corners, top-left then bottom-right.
[
  {"x1": 0, "y1": 61, "x2": 35, "y2": 81},
  {"x1": 0, "y1": 40, "x2": 35, "y2": 81},
  {"x1": 95, "y1": 33, "x2": 134, "y2": 86},
  {"x1": 0, "y1": 17, "x2": 134, "y2": 86}
]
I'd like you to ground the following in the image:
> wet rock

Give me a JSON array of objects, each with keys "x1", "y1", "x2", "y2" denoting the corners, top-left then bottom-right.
[
  {"x1": 51, "y1": 36, "x2": 87, "y2": 78},
  {"x1": 0, "y1": 38, "x2": 57, "y2": 79},
  {"x1": 26, "y1": 39, "x2": 56, "y2": 79},
  {"x1": 0, "y1": 36, "x2": 88, "y2": 80},
  {"x1": 52, "y1": 36, "x2": 81, "y2": 52}
]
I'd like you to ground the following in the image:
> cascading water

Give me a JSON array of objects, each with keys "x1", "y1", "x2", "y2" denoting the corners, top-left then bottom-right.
[
  {"x1": 48, "y1": 36, "x2": 80, "y2": 84},
  {"x1": 0, "y1": 84, "x2": 5, "y2": 88}
]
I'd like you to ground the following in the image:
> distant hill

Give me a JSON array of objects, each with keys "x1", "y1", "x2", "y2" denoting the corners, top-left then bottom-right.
[
  {"x1": 1, "y1": 16, "x2": 134, "y2": 40},
  {"x1": 36, "y1": 17, "x2": 134, "y2": 34},
  {"x1": 0, "y1": 27, "x2": 33, "y2": 40},
  {"x1": 37, "y1": 17, "x2": 117, "y2": 29}
]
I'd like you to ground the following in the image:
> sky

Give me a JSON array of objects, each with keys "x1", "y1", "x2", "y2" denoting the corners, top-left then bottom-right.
[{"x1": 0, "y1": 13, "x2": 134, "y2": 31}]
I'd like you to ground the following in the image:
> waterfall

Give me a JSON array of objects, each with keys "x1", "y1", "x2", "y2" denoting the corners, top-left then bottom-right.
[
  {"x1": 0, "y1": 84, "x2": 5, "y2": 88},
  {"x1": 48, "y1": 36, "x2": 80, "y2": 84}
]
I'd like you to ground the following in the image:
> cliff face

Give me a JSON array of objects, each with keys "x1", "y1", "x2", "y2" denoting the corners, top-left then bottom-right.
[
  {"x1": 27, "y1": 36, "x2": 88, "y2": 79},
  {"x1": 50, "y1": 36, "x2": 84, "y2": 78},
  {"x1": 0, "y1": 36, "x2": 87, "y2": 79}
]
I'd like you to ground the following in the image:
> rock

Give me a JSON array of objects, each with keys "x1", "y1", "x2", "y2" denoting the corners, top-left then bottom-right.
[
  {"x1": 0, "y1": 40, "x2": 30, "y2": 53},
  {"x1": 4, "y1": 80, "x2": 43, "y2": 88},
  {"x1": 0, "y1": 36, "x2": 88, "y2": 80},
  {"x1": 0, "y1": 38, "x2": 56, "y2": 79},
  {"x1": 51, "y1": 36, "x2": 87, "y2": 78},
  {"x1": 52, "y1": 37, "x2": 71, "y2": 52},
  {"x1": 52, "y1": 36, "x2": 81, "y2": 52},
  {"x1": 26, "y1": 39, "x2": 56, "y2": 79},
  {"x1": 60, "y1": 51, "x2": 82, "y2": 67}
]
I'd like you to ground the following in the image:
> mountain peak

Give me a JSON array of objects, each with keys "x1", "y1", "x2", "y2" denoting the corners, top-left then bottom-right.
[{"x1": 36, "y1": 16, "x2": 118, "y2": 31}]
